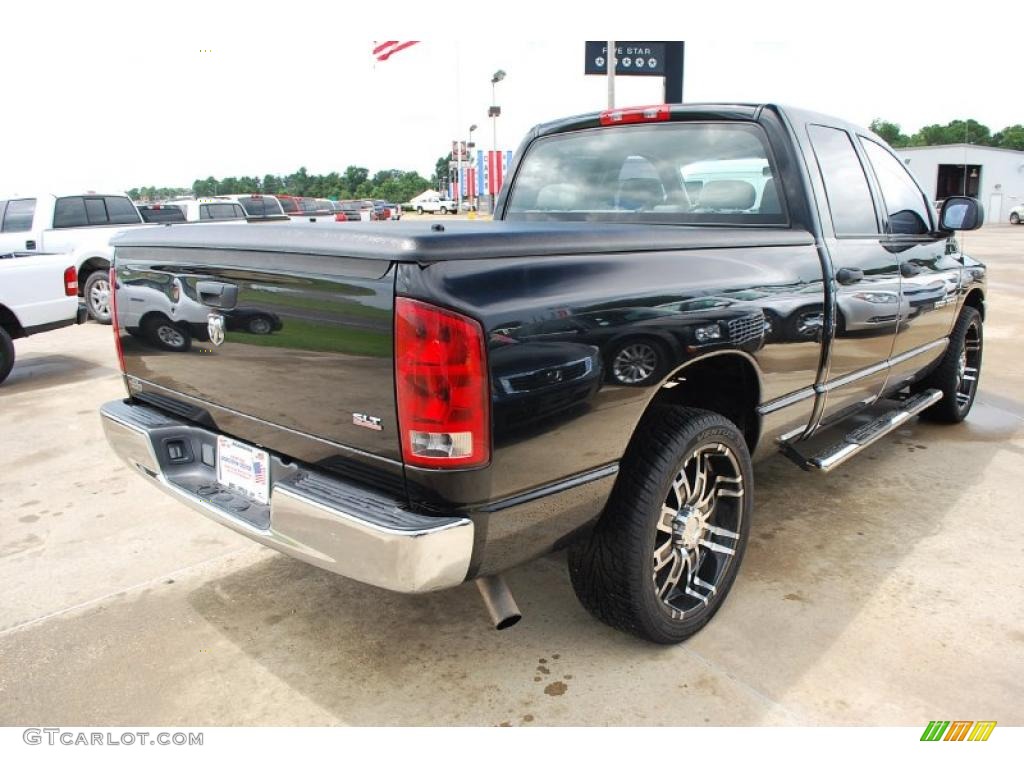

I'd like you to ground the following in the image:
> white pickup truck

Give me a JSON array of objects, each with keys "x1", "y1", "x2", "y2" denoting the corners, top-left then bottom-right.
[
  {"x1": 0, "y1": 252, "x2": 85, "y2": 384},
  {"x1": 413, "y1": 197, "x2": 459, "y2": 215},
  {"x1": 0, "y1": 193, "x2": 149, "y2": 324}
]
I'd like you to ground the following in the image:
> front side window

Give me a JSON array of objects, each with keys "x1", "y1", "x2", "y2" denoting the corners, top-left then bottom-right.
[
  {"x1": 505, "y1": 122, "x2": 787, "y2": 225},
  {"x1": 860, "y1": 138, "x2": 932, "y2": 235},
  {"x1": 807, "y1": 125, "x2": 879, "y2": 236},
  {"x1": 2, "y1": 198, "x2": 36, "y2": 233}
]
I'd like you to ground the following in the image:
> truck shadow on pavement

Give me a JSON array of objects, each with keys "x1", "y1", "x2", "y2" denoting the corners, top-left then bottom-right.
[
  {"x1": 185, "y1": 399, "x2": 1024, "y2": 725},
  {"x1": 1, "y1": 353, "x2": 117, "y2": 395}
]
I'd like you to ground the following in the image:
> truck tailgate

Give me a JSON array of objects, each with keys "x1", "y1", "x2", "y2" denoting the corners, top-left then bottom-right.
[{"x1": 112, "y1": 237, "x2": 402, "y2": 493}]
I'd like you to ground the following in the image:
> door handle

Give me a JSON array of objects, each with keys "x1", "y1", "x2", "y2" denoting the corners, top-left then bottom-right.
[
  {"x1": 835, "y1": 267, "x2": 864, "y2": 285},
  {"x1": 196, "y1": 280, "x2": 238, "y2": 309},
  {"x1": 900, "y1": 262, "x2": 923, "y2": 278}
]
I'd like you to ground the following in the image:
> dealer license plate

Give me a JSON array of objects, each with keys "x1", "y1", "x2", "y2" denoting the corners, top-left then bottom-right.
[{"x1": 216, "y1": 436, "x2": 270, "y2": 504}]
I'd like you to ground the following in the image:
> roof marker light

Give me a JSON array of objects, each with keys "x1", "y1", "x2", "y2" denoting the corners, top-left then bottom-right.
[{"x1": 599, "y1": 104, "x2": 671, "y2": 126}]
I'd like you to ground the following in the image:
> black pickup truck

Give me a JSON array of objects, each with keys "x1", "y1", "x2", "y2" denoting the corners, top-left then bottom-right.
[{"x1": 101, "y1": 103, "x2": 986, "y2": 644}]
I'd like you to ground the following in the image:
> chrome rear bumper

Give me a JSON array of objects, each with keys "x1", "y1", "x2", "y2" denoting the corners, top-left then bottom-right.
[{"x1": 100, "y1": 399, "x2": 474, "y2": 592}]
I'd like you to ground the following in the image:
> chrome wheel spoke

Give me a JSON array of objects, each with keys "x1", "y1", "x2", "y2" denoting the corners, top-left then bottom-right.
[
  {"x1": 652, "y1": 538, "x2": 676, "y2": 570},
  {"x1": 656, "y1": 549, "x2": 685, "y2": 600},
  {"x1": 699, "y1": 537, "x2": 736, "y2": 557},
  {"x1": 656, "y1": 505, "x2": 677, "y2": 534}
]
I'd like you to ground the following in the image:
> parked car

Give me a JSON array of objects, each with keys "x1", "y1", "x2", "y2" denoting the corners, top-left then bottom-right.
[
  {"x1": 1010, "y1": 202, "x2": 1023, "y2": 225},
  {"x1": 274, "y1": 195, "x2": 336, "y2": 225},
  {"x1": 332, "y1": 201, "x2": 362, "y2": 222},
  {"x1": 138, "y1": 199, "x2": 247, "y2": 224},
  {"x1": 380, "y1": 200, "x2": 402, "y2": 220},
  {"x1": 102, "y1": 103, "x2": 986, "y2": 644},
  {"x1": 0, "y1": 192, "x2": 147, "y2": 323},
  {"x1": 414, "y1": 197, "x2": 458, "y2": 215},
  {"x1": 137, "y1": 204, "x2": 187, "y2": 223},
  {"x1": 222, "y1": 194, "x2": 289, "y2": 220},
  {"x1": 0, "y1": 252, "x2": 85, "y2": 383}
]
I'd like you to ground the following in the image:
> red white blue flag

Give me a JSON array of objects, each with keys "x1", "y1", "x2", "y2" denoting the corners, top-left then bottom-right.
[{"x1": 373, "y1": 41, "x2": 419, "y2": 62}]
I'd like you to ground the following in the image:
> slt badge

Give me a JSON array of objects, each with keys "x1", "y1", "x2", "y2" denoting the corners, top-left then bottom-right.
[{"x1": 207, "y1": 313, "x2": 226, "y2": 346}]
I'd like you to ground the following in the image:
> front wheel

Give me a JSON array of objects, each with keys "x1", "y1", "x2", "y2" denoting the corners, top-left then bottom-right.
[
  {"x1": 569, "y1": 407, "x2": 753, "y2": 644},
  {"x1": 918, "y1": 306, "x2": 982, "y2": 423},
  {"x1": 84, "y1": 270, "x2": 113, "y2": 324},
  {"x1": 0, "y1": 326, "x2": 15, "y2": 385},
  {"x1": 1011, "y1": 212, "x2": 1020, "y2": 225},
  {"x1": 416, "y1": 206, "x2": 424, "y2": 215}
]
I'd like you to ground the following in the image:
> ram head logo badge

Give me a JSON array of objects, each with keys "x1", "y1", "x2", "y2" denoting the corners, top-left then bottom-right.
[{"x1": 207, "y1": 313, "x2": 226, "y2": 347}]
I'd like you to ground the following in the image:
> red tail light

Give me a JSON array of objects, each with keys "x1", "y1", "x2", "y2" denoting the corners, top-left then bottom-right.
[
  {"x1": 395, "y1": 298, "x2": 490, "y2": 469},
  {"x1": 109, "y1": 266, "x2": 125, "y2": 373},
  {"x1": 599, "y1": 104, "x2": 670, "y2": 126},
  {"x1": 63, "y1": 266, "x2": 77, "y2": 296}
]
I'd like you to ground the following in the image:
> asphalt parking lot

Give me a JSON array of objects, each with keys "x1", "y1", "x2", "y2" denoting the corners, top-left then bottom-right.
[{"x1": 1, "y1": 227, "x2": 1021, "y2": 726}]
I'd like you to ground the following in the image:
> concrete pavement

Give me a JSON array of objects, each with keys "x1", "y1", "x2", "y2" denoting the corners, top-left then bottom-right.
[{"x1": 1, "y1": 228, "x2": 1021, "y2": 725}]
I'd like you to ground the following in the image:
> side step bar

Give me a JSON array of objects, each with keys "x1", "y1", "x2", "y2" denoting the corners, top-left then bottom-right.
[{"x1": 782, "y1": 389, "x2": 943, "y2": 473}]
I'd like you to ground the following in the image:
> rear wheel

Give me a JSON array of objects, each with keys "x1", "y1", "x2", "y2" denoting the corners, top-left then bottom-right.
[
  {"x1": 0, "y1": 326, "x2": 15, "y2": 385},
  {"x1": 84, "y1": 270, "x2": 112, "y2": 324},
  {"x1": 247, "y1": 315, "x2": 273, "y2": 334},
  {"x1": 569, "y1": 407, "x2": 753, "y2": 644},
  {"x1": 416, "y1": 206, "x2": 424, "y2": 215},
  {"x1": 918, "y1": 306, "x2": 982, "y2": 423},
  {"x1": 1011, "y1": 212, "x2": 1020, "y2": 225},
  {"x1": 143, "y1": 315, "x2": 191, "y2": 352}
]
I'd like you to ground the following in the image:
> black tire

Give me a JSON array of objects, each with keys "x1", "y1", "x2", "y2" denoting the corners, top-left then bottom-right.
[
  {"x1": 142, "y1": 315, "x2": 191, "y2": 352},
  {"x1": 1011, "y1": 212, "x2": 1020, "y2": 225},
  {"x1": 416, "y1": 206, "x2": 424, "y2": 215},
  {"x1": 607, "y1": 337, "x2": 667, "y2": 386},
  {"x1": 440, "y1": 206, "x2": 448, "y2": 215},
  {"x1": 247, "y1": 315, "x2": 273, "y2": 335},
  {"x1": 569, "y1": 407, "x2": 753, "y2": 644},
  {"x1": 83, "y1": 269, "x2": 113, "y2": 324},
  {"x1": 918, "y1": 306, "x2": 982, "y2": 424},
  {"x1": 0, "y1": 326, "x2": 15, "y2": 385}
]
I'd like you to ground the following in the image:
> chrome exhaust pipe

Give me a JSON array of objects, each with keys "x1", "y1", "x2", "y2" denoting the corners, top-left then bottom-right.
[{"x1": 475, "y1": 575, "x2": 522, "y2": 630}]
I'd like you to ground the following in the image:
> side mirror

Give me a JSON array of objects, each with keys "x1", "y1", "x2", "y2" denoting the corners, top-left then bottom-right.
[{"x1": 939, "y1": 196, "x2": 984, "y2": 231}]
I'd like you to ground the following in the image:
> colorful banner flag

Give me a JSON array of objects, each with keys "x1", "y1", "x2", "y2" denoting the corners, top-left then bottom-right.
[{"x1": 373, "y1": 41, "x2": 419, "y2": 62}]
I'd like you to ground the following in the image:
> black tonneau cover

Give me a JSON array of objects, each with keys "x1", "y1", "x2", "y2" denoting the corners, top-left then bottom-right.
[{"x1": 112, "y1": 221, "x2": 813, "y2": 263}]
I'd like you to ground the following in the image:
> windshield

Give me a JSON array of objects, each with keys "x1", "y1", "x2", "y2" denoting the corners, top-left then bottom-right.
[{"x1": 505, "y1": 122, "x2": 786, "y2": 226}]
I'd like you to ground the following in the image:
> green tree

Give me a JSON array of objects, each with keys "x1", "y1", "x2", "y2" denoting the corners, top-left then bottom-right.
[
  {"x1": 909, "y1": 119, "x2": 992, "y2": 146},
  {"x1": 869, "y1": 119, "x2": 909, "y2": 147},
  {"x1": 993, "y1": 124, "x2": 1024, "y2": 151}
]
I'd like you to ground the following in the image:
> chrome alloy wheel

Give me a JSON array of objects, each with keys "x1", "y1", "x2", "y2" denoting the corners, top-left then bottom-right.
[
  {"x1": 652, "y1": 443, "x2": 744, "y2": 620},
  {"x1": 955, "y1": 320, "x2": 982, "y2": 412},
  {"x1": 89, "y1": 277, "x2": 111, "y2": 318},
  {"x1": 612, "y1": 342, "x2": 658, "y2": 384},
  {"x1": 157, "y1": 325, "x2": 187, "y2": 348}
]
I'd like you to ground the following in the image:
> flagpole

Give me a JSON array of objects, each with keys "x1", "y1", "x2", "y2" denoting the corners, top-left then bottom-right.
[{"x1": 607, "y1": 40, "x2": 616, "y2": 109}]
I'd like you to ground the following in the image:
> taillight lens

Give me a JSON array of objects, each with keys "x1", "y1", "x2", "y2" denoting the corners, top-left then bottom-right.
[
  {"x1": 599, "y1": 104, "x2": 670, "y2": 126},
  {"x1": 63, "y1": 266, "x2": 77, "y2": 296},
  {"x1": 110, "y1": 266, "x2": 125, "y2": 374},
  {"x1": 395, "y1": 297, "x2": 490, "y2": 468}
]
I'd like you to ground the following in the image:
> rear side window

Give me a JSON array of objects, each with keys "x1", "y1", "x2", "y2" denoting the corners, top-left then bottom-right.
[
  {"x1": 506, "y1": 122, "x2": 786, "y2": 225},
  {"x1": 860, "y1": 138, "x2": 932, "y2": 235},
  {"x1": 277, "y1": 197, "x2": 298, "y2": 214},
  {"x1": 54, "y1": 197, "x2": 89, "y2": 228},
  {"x1": 807, "y1": 125, "x2": 879, "y2": 236},
  {"x1": 2, "y1": 198, "x2": 36, "y2": 232},
  {"x1": 105, "y1": 196, "x2": 142, "y2": 224},
  {"x1": 199, "y1": 203, "x2": 245, "y2": 220}
]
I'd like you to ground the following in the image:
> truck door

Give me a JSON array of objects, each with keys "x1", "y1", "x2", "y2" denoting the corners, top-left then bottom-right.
[
  {"x1": 0, "y1": 198, "x2": 38, "y2": 253},
  {"x1": 805, "y1": 125, "x2": 901, "y2": 426},
  {"x1": 858, "y1": 137, "x2": 962, "y2": 388}
]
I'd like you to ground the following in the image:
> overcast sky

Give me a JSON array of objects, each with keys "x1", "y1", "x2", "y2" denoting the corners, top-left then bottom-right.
[{"x1": 2, "y1": 2, "x2": 1017, "y2": 195}]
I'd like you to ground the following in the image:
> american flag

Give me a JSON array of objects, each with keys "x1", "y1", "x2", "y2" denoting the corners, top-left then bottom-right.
[
  {"x1": 252, "y1": 458, "x2": 266, "y2": 485},
  {"x1": 373, "y1": 41, "x2": 419, "y2": 62}
]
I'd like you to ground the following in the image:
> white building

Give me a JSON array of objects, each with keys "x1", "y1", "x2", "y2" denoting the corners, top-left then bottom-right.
[{"x1": 898, "y1": 144, "x2": 1024, "y2": 226}]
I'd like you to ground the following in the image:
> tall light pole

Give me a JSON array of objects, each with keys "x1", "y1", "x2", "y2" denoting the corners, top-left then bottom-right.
[
  {"x1": 467, "y1": 123, "x2": 477, "y2": 211},
  {"x1": 489, "y1": 69, "x2": 506, "y2": 213}
]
